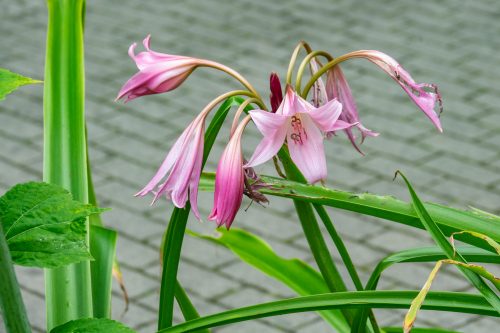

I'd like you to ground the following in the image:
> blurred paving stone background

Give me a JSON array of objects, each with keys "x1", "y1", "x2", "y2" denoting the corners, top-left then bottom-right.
[{"x1": 1, "y1": 0, "x2": 499, "y2": 332}]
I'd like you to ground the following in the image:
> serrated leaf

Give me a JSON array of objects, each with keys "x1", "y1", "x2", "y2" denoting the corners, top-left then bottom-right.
[
  {"x1": 0, "y1": 182, "x2": 103, "y2": 268},
  {"x1": 0, "y1": 68, "x2": 41, "y2": 101},
  {"x1": 50, "y1": 318, "x2": 136, "y2": 333}
]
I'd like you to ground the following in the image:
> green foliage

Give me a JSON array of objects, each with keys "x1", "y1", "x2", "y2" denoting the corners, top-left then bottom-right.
[
  {"x1": 188, "y1": 228, "x2": 350, "y2": 332},
  {"x1": 0, "y1": 182, "x2": 103, "y2": 268},
  {"x1": 396, "y1": 171, "x2": 500, "y2": 331},
  {"x1": 89, "y1": 225, "x2": 117, "y2": 318},
  {"x1": 0, "y1": 68, "x2": 41, "y2": 101},
  {"x1": 197, "y1": 172, "x2": 500, "y2": 250},
  {"x1": 158, "y1": 291, "x2": 498, "y2": 333},
  {"x1": 50, "y1": 318, "x2": 136, "y2": 333}
]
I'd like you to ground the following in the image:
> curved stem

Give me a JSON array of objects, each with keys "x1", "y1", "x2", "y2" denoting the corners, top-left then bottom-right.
[
  {"x1": 230, "y1": 98, "x2": 262, "y2": 137},
  {"x1": 286, "y1": 41, "x2": 314, "y2": 85},
  {"x1": 295, "y1": 50, "x2": 333, "y2": 94},
  {"x1": 302, "y1": 51, "x2": 365, "y2": 97},
  {"x1": 200, "y1": 60, "x2": 263, "y2": 102}
]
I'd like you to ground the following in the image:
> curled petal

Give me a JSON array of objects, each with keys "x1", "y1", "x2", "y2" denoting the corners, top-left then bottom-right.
[{"x1": 116, "y1": 35, "x2": 201, "y2": 102}]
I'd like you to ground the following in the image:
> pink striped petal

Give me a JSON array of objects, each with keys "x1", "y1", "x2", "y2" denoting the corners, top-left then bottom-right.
[{"x1": 287, "y1": 114, "x2": 327, "y2": 184}]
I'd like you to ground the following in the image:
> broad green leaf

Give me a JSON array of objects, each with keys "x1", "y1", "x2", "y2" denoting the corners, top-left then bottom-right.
[
  {"x1": 405, "y1": 259, "x2": 500, "y2": 332},
  {"x1": 396, "y1": 172, "x2": 500, "y2": 313},
  {"x1": 0, "y1": 182, "x2": 103, "y2": 268},
  {"x1": 50, "y1": 318, "x2": 136, "y2": 333},
  {"x1": 158, "y1": 291, "x2": 498, "y2": 333},
  {"x1": 188, "y1": 228, "x2": 350, "y2": 332},
  {"x1": 450, "y1": 231, "x2": 500, "y2": 255},
  {"x1": 197, "y1": 173, "x2": 500, "y2": 250},
  {"x1": 0, "y1": 68, "x2": 41, "y2": 101}
]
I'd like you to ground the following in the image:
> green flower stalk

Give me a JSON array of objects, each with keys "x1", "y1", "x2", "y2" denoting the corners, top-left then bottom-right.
[{"x1": 43, "y1": 0, "x2": 92, "y2": 330}]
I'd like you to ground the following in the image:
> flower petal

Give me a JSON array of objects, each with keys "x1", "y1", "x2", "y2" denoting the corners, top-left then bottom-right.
[
  {"x1": 306, "y1": 98, "x2": 343, "y2": 132},
  {"x1": 249, "y1": 109, "x2": 288, "y2": 136},
  {"x1": 287, "y1": 114, "x2": 327, "y2": 183},
  {"x1": 245, "y1": 121, "x2": 288, "y2": 168}
]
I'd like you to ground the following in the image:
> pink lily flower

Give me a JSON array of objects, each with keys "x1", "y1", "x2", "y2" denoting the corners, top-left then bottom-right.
[
  {"x1": 345, "y1": 50, "x2": 443, "y2": 132},
  {"x1": 135, "y1": 112, "x2": 206, "y2": 219},
  {"x1": 209, "y1": 120, "x2": 246, "y2": 228},
  {"x1": 245, "y1": 86, "x2": 355, "y2": 184},
  {"x1": 326, "y1": 65, "x2": 379, "y2": 152},
  {"x1": 116, "y1": 35, "x2": 202, "y2": 102}
]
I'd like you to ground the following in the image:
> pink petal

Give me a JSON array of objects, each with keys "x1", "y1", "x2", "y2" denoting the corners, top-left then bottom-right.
[
  {"x1": 135, "y1": 121, "x2": 193, "y2": 196},
  {"x1": 249, "y1": 109, "x2": 288, "y2": 136},
  {"x1": 287, "y1": 115, "x2": 327, "y2": 184},
  {"x1": 245, "y1": 122, "x2": 288, "y2": 168},
  {"x1": 306, "y1": 98, "x2": 343, "y2": 132}
]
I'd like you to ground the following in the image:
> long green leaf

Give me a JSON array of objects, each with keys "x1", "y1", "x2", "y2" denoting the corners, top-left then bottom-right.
[
  {"x1": 0, "y1": 223, "x2": 31, "y2": 333},
  {"x1": 383, "y1": 328, "x2": 460, "y2": 333},
  {"x1": 450, "y1": 231, "x2": 500, "y2": 255},
  {"x1": 89, "y1": 225, "x2": 117, "y2": 318},
  {"x1": 86, "y1": 150, "x2": 125, "y2": 318},
  {"x1": 0, "y1": 182, "x2": 101, "y2": 268},
  {"x1": 396, "y1": 172, "x2": 500, "y2": 313},
  {"x1": 0, "y1": 68, "x2": 41, "y2": 101},
  {"x1": 43, "y1": 0, "x2": 92, "y2": 329},
  {"x1": 353, "y1": 246, "x2": 498, "y2": 332},
  {"x1": 405, "y1": 259, "x2": 500, "y2": 332},
  {"x1": 157, "y1": 291, "x2": 498, "y2": 333},
  {"x1": 188, "y1": 228, "x2": 350, "y2": 332},
  {"x1": 50, "y1": 318, "x2": 135, "y2": 333},
  {"x1": 174, "y1": 281, "x2": 209, "y2": 333},
  {"x1": 197, "y1": 173, "x2": 500, "y2": 250}
]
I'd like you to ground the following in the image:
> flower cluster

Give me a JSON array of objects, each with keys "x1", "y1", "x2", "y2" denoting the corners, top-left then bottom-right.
[{"x1": 118, "y1": 36, "x2": 442, "y2": 228}]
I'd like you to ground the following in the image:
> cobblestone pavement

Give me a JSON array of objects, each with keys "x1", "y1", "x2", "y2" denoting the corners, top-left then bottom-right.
[{"x1": 1, "y1": 0, "x2": 500, "y2": 332}]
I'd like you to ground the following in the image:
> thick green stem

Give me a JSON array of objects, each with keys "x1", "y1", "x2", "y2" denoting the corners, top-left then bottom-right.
[
  {"x1": 0, "y1": 224, "x2": 31, "y2": 333},
  {"x1": 277, "y1": 149, "x2": 354, "y2": 324},
  {"x1": 43, "y1": 0, "x2": 92, "y2": 330}
]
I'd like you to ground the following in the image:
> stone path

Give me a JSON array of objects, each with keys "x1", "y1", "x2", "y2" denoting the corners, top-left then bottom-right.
[{"x1": 1, "y1": 0, "x2": 499, "y2": 332}]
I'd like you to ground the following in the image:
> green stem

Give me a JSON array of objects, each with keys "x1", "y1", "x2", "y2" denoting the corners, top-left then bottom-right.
[
  {"x1": 277, "y1": 149, "x2": 354, "y2": 325},
  {"x1": 0, "y1": 224, "x2": 31, "y2": 333},
  {"x1": 295, "y1": 50, "x2": 332, "y2": 93},
  {"x1": 43, "y1": 0, "x2": 92, "y2": 330}
]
